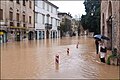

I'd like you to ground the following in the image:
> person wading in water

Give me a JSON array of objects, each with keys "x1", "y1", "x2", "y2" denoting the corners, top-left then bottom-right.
[{"x1": 99, "y1": 41, "x2": 107, "y2": 63}]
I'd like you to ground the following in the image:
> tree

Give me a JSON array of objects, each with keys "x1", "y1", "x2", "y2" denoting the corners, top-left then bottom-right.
[{"x1": 81, "y1": 0, "x2": 100, "y2": 34}]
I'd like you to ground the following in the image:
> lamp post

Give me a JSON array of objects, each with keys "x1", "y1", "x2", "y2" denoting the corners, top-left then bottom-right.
[{"x1": 78, "y1": 14, "x2": 81, "y2": 36}]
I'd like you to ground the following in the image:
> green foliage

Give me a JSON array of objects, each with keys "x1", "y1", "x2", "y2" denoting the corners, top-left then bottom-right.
[
  {"x1": 81, "y1": 0, "x2": 101, "y2": 34},
  {"x1": 60, "y1": 18, "x2": 72, "y2": 33}
]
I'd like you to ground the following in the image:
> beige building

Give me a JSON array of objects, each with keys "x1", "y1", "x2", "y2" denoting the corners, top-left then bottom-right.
[
  {"x1": 71, "y1": 19, "x2": 84, "y2": 36},
  {"x1": 58, "y1": 12, "x2": 72, "y2": 36},
  {"x1": 0, "y1": 0, "x2": 34, "y2": 43},
  {"x1": 101, "y1": 0, "x2": 120, "y2": 54}
]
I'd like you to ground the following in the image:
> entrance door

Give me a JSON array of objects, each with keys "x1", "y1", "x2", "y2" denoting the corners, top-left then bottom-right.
[
  {"x1": 28, "y1": 31, "x2": 34, "y2": 40},
  {"x1": 53, "y1": 31, "x2": 55, "y2": 38},
  {"x1": 46, "y1": 30, "x2": 49, "y2": 39}
]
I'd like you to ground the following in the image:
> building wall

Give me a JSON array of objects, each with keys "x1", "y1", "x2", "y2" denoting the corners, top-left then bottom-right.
[
  {"x1": 35, "y1": 0, "x2": 60, "y2": 39},
  {"x1": 0, "y1": 0, "x2": 34, "y2": 42},
  {"x1": 101, "y1": 0, "x2": 120, "y2": 54}
]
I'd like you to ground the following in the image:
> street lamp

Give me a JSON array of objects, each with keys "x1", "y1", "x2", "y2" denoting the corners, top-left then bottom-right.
[{"x1": 78, "y1": 14, "x2": 81, "y2": 36}]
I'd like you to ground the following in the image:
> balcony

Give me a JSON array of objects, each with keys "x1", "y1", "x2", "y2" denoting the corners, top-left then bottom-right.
[
  {"x1": 45, "y1": 23, "x2": 52, "y2": 29},
  {"x1": 57, "y1": 26, "x2": 60, "y2": 30}
]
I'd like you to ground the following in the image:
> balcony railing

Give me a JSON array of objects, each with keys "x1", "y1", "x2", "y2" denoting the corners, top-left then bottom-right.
[
  {"x1": 57, "y1": 26, "x2": 60, "y2": 30},
  {"x1": 45, "y1": 23, "x2": 52, "y2": 29}
]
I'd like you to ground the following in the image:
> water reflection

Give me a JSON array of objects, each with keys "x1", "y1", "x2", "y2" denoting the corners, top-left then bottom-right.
[
  {"x1": 55, "y1": 63, "x2": 59, "y2": 71},
  {"x1": 1, "y1": 36, "x2": 119, "y2": 79}
]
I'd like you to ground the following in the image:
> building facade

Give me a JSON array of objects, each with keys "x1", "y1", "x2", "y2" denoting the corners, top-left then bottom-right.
[
  {"x1": 101, "y1": 0, "x2": 120, "y2": 54},
  {"x1": 0, "y1": 0, "x2": 34, "y2": 43},
  {"x1": 35, "y1": 0, "x2": 60, "y2": 39},
  {"x1": 58, "y1": 12, "x2": 72, "y2": 36}
]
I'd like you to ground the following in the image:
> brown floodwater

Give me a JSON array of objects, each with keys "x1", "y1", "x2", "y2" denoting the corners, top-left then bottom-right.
[{"x1": 1, "y1": 36, "x2": 119, "y2": 79}]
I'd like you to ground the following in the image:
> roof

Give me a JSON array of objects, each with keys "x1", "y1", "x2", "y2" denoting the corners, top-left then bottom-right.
[
  {"x1": 43, "y1": 0, "x2": 59, "y2": 9},
  {"x1": 58, "y1": 12, "x2": 72, "y2": 18}
]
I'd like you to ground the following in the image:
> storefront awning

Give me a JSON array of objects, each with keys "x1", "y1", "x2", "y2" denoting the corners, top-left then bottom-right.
[{"x1": 9, "y1": 26, "x2": 28, "y2": 30}]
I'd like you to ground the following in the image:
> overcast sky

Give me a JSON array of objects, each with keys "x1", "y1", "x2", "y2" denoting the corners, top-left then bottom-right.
[{"x1": 49, "y1": 0, "x2": 86, "y2": 18}]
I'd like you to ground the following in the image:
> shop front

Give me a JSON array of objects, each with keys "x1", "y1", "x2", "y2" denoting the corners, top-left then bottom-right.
[
  {"x1": 7, "y1": 26, "x2": 27, "y2": 42},
  {"x1": 0, "y1": 30, "x2": 7, "y2": 44}
]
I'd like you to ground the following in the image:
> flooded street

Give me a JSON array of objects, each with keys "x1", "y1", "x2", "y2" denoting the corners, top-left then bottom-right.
[{"x1": 1, "y1": 36, "x2": 119, "y2": 79}]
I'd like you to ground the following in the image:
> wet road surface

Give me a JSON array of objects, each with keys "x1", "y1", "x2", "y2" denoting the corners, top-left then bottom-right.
[{"x1": 1, "y1": 36, "x2": 119, "y2": 79}]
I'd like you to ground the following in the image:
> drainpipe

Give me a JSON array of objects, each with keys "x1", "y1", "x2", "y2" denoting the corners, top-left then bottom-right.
[{"x1": 34, "y1": 0, "x2": 35, "y2": 40}]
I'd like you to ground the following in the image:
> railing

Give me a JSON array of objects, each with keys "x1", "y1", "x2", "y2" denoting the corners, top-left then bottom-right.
[
  {"x1": 57, "y1": 26, "x2": 60, "y2": 30},
  {"x1": 45, "y1": 23, "x2": 52, "y2": 29}
]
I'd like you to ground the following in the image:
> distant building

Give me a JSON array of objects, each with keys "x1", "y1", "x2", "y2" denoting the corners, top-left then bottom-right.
[
  {"x1": 101, "y1": 0, "x2": 120, "y2": 53},
  {"x1": 58, "y1": 12, "x2": 72, "y2": 36},
  {"x1": 0, "y1": 0, "x2": 34, "y2": 43},
  {"x1": 35, "y1": 0, "x2": 60, "y2": 39},
  {"x1": 71, "y1": 19, "x2": 78, "y2": 32}
]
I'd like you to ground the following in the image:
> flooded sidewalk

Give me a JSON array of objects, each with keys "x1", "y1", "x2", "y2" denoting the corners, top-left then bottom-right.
[{"x1": 1, "y1": 36, "x2": 119, "y2": 79}]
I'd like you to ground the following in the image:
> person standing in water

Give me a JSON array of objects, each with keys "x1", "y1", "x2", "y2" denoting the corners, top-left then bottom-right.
[
  {"x1": 99, "y1": 41, "x2": 107, "y2": 63},
  {"x1": 95, "y1": 39, "x2": 101, "y2": 54}
]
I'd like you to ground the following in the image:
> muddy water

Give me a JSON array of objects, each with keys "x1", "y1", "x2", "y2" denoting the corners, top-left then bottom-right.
[{"x1": 1, "y1": 36, "x2": 119, "y2": 79}]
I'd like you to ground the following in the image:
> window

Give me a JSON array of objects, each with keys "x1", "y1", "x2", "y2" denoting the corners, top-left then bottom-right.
[
  {"x1": 43, "y1": 2, "x2": 45, "y2": 9},
  {"x1": 23, "y1": 24, "x2": 26, "y2": 27},
  {"x1": 23, "y1": 15, "x2": 25, "y2": 22},
  {"x1": 56, "y1": 19, "x2": 57, "y2": 26},
  {"x1": 62, "y1": 18, "x2": 65, "y2": 22},
  {"x1": 29, "y1": 16, "x2": 31, "y2": 24},
  {"x1": 102, "y1": 13, "x2": 105, "y2": 25},
  {"x1": 9, "y1": 11, "x2": 13, "y2": 20},
  {"x1": 16, "y1": 13, "x2": 19, "y2": 21},
  {"x1": 47, "y1": 4, "x2": 49, "y2": 11},
  {"x1": 47, "y1": 16, "x2": 49, "y2": 23},
  {"x1": 35, "y1": 0, "x2": 37, "y2": 6},
  {"x1": 55, "y1": 9, "x2": 57, "y2": 14},
  {"x1": 17, "y1": 23, "x2": 20, "y2": 27},
  {"x1": 35, "y1": 12, "x2": 38, "y2": 23},
  {"x1": 0, "y1": 9, "x2": 3, "y2": 20},
  {"x1": 51, "y1": 17, "x2": 52, "y2": 24},
  {"x1": 42, "y1": 14, "x2": 45, "y2": 24},
  {"x1": 23, "y1": 0, "x2": 25, "y2": 6},
  {"x1": 51, "y1": 6, "x2": 53, "y2": 13},
  {"x1": 10, "y1": 22, "x2": 14, "y2": 26},
  {"x1": 29, "y1": 1, "x2": 32, "y2": 8},
  {"x1": 16, "y1": 0, "x2": 20, "y2": 4}
]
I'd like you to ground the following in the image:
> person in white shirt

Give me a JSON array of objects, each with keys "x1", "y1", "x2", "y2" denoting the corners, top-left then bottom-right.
[{"x1": 99, "y1": 41, "x2": 107, "y2": 63}]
